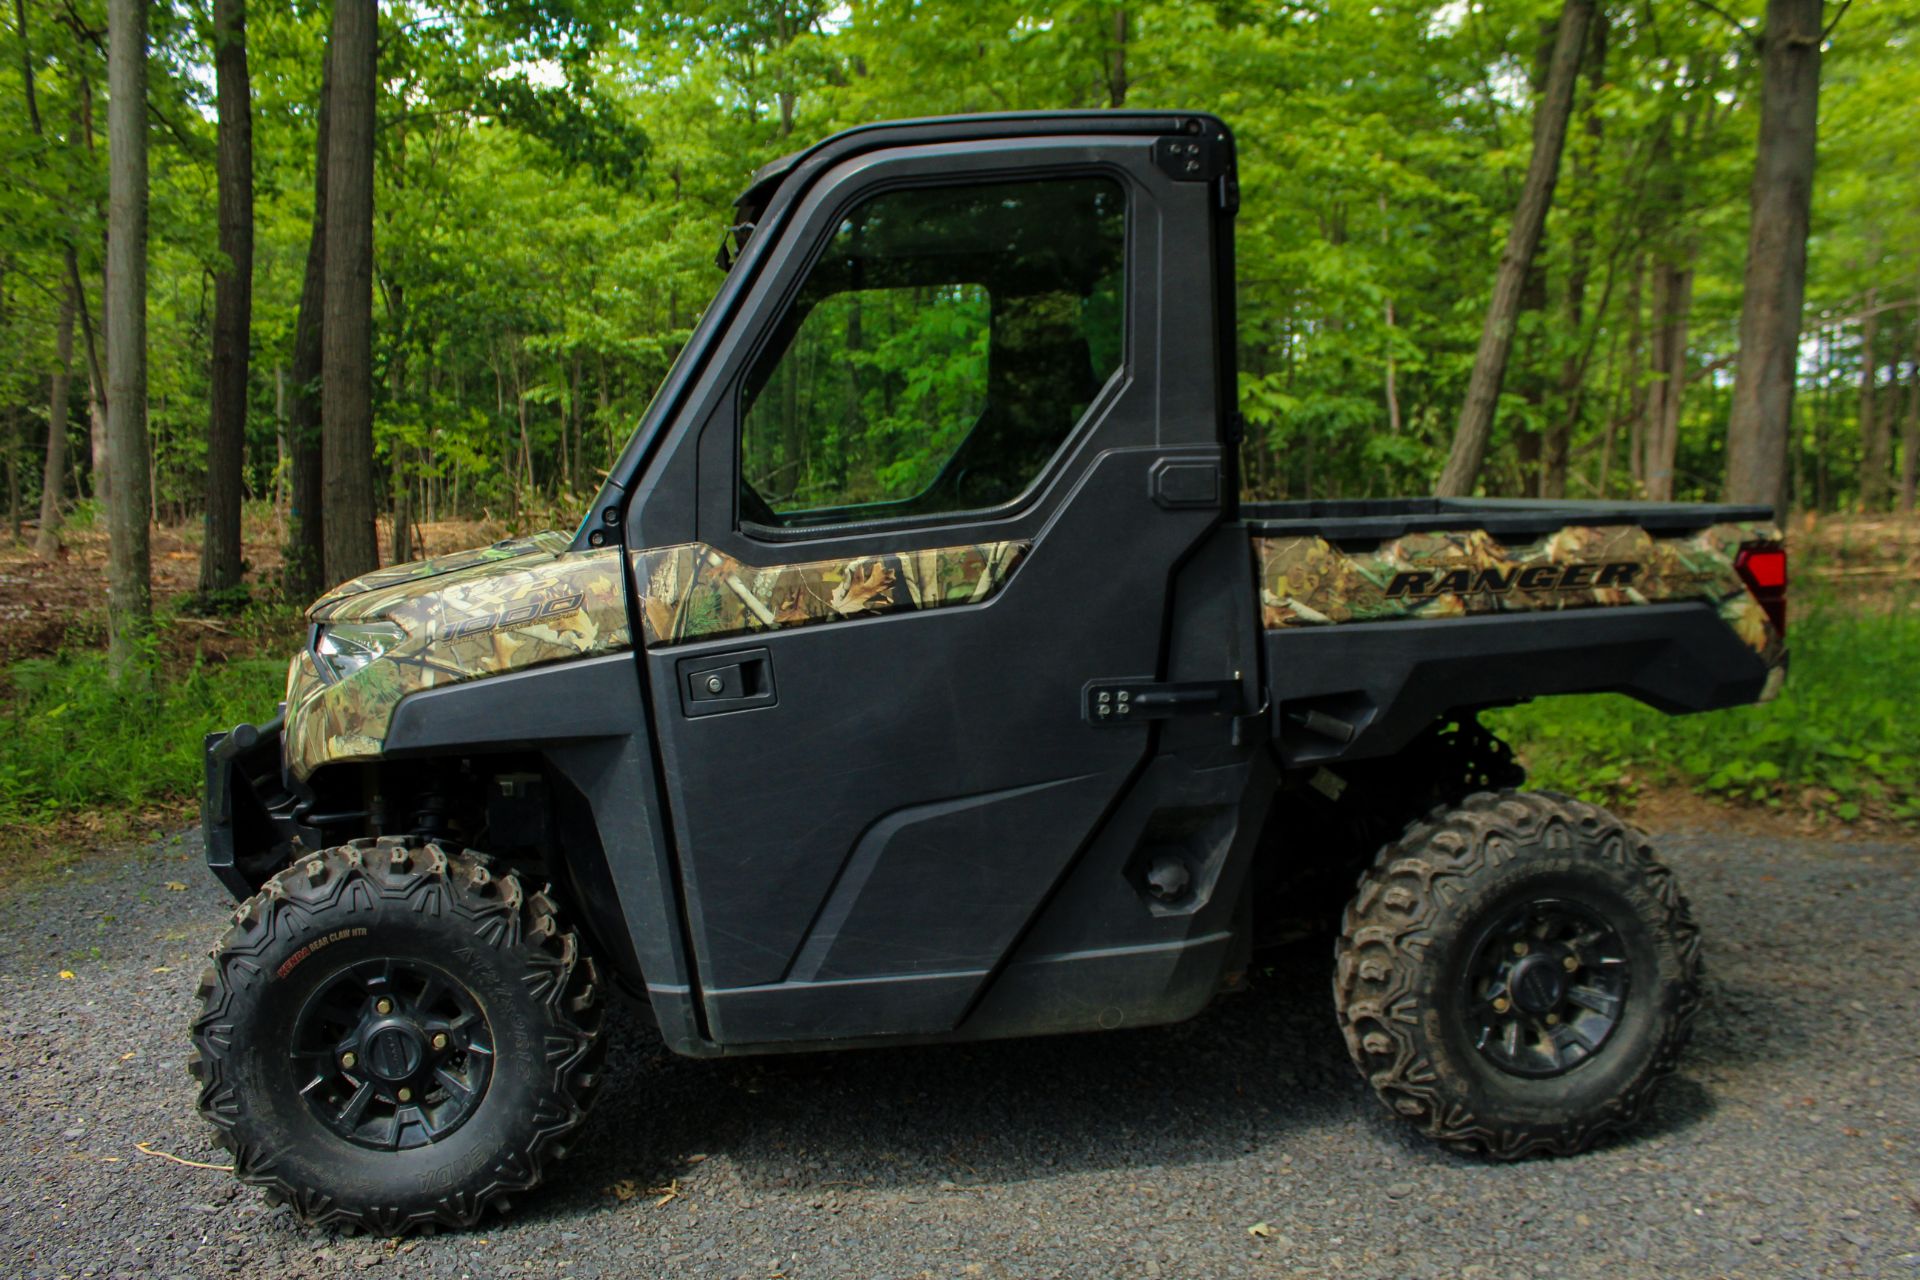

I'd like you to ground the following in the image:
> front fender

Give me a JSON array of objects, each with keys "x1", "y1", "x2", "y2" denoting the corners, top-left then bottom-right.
[{"x1": 382, "y1": 653, "x2": 709, "y2": 1056}]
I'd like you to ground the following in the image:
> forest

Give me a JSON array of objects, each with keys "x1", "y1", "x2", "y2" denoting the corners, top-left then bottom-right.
[
  {"x1": 4, "y1": 1, "x2": 1916, "y2": 588},
  {"x1": 2, "y1": 0, "x2": 1918, "y2": 853}
]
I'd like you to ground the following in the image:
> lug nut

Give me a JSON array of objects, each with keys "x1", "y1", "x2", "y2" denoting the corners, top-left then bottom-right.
[
  {"x1": 1545, "y1": 1013, "x2": 1561, "y2": 1027},
  {"x1": 375, "y1": 998, "x2": 393, "y2": 1015},
  {"x1": 397, "y1": 1087, "x2": 412, "y2": 1103},
  {"x1": 431, "y1": 1033, "x2": 449, "y2": 1051},
  {"x1": 1562, "y1": 955, "x2": 1579, "y2": 972},
  {"x1": 1511, "y1": 941, "x2": 1529, "y2": 956},
  {"x1": 341, "y1": 1052, "x2": 357, "y2": 1069},
  {"x1": 1492, "y1": 997, "x2": 1511, "y2": 1014}
]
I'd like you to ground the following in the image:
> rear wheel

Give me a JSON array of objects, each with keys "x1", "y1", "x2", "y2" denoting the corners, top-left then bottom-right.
[
  {"x1": 1333, "y1": 791, "x2": 1702, "y2": 1159},
  {"x1": 189, "y1": 838, "x2": 604, "y2": 1233}
]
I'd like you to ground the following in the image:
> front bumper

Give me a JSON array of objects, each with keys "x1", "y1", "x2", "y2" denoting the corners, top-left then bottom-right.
[{"x1": 202, "y1": 708, "x2": 313, "y2": 900}]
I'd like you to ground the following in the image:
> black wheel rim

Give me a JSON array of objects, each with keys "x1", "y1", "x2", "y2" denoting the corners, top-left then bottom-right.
[
  {"x1": 1460, "y1": 897, "x2": 1630, "y2": 1078},
  {"x1": 289, "y1": 957, "x2": 494, "y2": 1151}
]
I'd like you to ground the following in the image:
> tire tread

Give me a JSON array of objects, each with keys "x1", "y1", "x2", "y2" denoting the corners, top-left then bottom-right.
[
  {"x1": 1332, "y1": 790, "x2": 1703, "y2": 1159},
  {"x1": 189, "y1": 839, "x2": 605, "y2": 1234}
]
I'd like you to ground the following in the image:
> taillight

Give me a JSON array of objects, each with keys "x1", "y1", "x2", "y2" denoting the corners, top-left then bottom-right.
[{"x1": 1735, "y1": 543, "x2": 1788, "y2": 637}]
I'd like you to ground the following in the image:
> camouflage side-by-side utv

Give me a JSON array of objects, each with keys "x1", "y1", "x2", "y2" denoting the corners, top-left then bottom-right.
[{"x1": 193, "y1": 111, "x2": 1788, "y2": 1234}]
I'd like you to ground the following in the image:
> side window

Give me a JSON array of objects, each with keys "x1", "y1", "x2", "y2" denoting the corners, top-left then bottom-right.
[{"x1": 740, "y1": 176, "x2": 1126, "y2": 529}]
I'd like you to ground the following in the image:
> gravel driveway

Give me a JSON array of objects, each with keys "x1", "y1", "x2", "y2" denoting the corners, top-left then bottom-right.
[{"x1": 3, "y1": 822, "x2": 1917, "y2": 1279}]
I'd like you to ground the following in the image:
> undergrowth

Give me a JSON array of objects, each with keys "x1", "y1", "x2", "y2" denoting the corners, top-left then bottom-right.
[
  {"x1": 1489, "y1": 582, "x2": 1920, "y2": 827},
  {"x1": 0, "y1": 607, "x2": 299, "y2": 875}
]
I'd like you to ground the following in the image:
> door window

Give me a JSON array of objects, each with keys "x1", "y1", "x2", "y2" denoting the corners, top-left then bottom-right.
[{"x1": 739, "y1": 176, "x2": 1126, "y2": 529}]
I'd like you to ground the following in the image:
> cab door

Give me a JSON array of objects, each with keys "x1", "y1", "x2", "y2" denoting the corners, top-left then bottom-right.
[{"x1": 628, "y1": 131, "x2": 1232, "y2": 1046}]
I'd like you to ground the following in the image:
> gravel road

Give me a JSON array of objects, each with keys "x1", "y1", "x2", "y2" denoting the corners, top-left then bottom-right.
[{"x1": 3, "y1": 822, "x2": 1917, "y2": 1279}]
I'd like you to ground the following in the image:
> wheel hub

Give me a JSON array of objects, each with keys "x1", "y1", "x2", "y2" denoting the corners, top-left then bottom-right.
[
  {"x1": 1507, "y1": 953, "x2": 1566, "y2": 1014},
  {"x1": 289, "y1": 958, "x2": 494, "y2": 1150},
  {"x1": 362, "y1": 1020, "x2": 427, "y2": 1082},
  {"x1": 1461, "y1": 898, "x2": 1630, "y2": 1078}
]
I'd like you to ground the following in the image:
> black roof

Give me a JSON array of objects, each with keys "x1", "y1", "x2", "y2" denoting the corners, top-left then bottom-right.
[{"x1": 732, "y1": 109, "x2": 1228, "y2": 213}]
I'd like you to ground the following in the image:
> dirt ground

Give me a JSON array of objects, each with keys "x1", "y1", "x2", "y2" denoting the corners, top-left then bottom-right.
[
  {"x1": 1794, "y1": 510, "x2": 1920, "y2": 581},
  {"x1": 0, "y1": 511, "x2": 501, "y2": 668}
]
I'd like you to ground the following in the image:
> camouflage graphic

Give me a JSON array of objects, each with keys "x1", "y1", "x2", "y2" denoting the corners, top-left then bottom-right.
[
  {"x1": 309, "y1": 531, "x2": 574, "y2": 621},
  {"x1": 1253, "y1": 521, "x2": 1786, "y2": 697},
  {"x1": 285, "y1": 544, "x2": 631, "y2": 779},
  {"x1": 634, "y1": 541, "x2": 1027, "y2": 648}
]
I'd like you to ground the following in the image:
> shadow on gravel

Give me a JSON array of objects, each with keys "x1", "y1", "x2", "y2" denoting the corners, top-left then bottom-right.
[
  {"x1": 500, "y1": 938, "x2": 1729, "y2": 1231},
  {"x1": 504, "y1": 946, "x2": 1360, "y2": 1227}
]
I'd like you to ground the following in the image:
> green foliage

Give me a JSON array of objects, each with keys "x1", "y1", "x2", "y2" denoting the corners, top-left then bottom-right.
[
  {"x1": 0, "y1": 623, "x2": 294, "y2": 828},
  {"x1": 744, "y1": 284, "x2": 992, "y2": 511},
  {"x1": 1490, "y1": 588, "x2": 1920, "y2": 825},
  {"x1": 2, "y1": 1, "x2": 1915, "y2": 527}
]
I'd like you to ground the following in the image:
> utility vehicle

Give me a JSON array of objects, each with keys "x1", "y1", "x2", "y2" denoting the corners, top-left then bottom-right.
[{"x1": 195, "y1": 111, "x2": 1788, "y2": 1234}]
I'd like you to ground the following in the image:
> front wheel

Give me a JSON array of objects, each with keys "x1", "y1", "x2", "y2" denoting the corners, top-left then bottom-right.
[
  {"x1": 1334, "y1": 791, "x2": 1703, "y2": 1159},
  {"x1": 189, "y1": 838, "x2": 604, "y2": 1233}
]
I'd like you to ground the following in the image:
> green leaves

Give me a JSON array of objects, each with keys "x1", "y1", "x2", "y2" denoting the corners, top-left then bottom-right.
[
  {"x1": 6, "y1": 0, "x2": 1915, "y2": 531},
  {"x1": 1491, "y1": 582, "x2": 1920, "y2": 827}
]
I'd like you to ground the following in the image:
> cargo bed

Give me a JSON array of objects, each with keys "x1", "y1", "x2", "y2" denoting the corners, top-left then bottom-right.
[{"x1": 1243, "y1": 499, "x2": 1786, "y2": 767}]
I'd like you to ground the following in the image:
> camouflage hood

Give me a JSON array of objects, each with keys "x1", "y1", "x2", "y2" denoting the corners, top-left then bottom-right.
[
  {"x1": 284, "y1": 533, "x2": 633, "y2": 779},
  {"x1": 307, "y1": 531, "x2": 576, "y2": 623}
]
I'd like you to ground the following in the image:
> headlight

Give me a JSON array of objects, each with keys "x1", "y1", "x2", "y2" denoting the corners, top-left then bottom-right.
[{"x1": 313, "y1": 620, "x2": 407, "y2": 681}]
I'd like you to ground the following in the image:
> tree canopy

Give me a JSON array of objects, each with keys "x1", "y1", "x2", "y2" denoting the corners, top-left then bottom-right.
[{"x1": 2, "y1": 0, "x2": 1916, "y2": 553}]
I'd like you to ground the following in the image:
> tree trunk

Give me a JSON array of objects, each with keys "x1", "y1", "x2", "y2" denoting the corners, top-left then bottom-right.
[
  {"x1": 67, "y1": 244, "x2": 103, "y2": 455},
  {"x1": 321, "y1": 0, "x2": 378, "y2": 584},
  {"x1": 87, "y1": 228, "x2": 109, "y2": 505},
  {"x1": 597, "y1": 351, "x2": 611, "y2": 462},
  {"x1": 105, "y1": 0, "x2": 151, "y2": 679},
  {"x1": 199, "y1": 0, "x2": 252, "y2": 596},
  {"x1": 34, "y1": 279, "x2": 77, "y2": 556},
  {"x1": 1814, "y1": 325, "x2": 1832, "y2": 510},
  {"x1": 1858, "y1": 289, "x2": 1889, "y2": 510},
  {"x1": 1378, "y1": 194, "x2": 1402, "y2": 437},
  {"x1": 1625, "y1": 253, "x2": 1646, "y2": 490},
  {"x1": 1597, "y1": 330, "x2": 1623, "y2": 495},
  {"x1": 89, "y1": 385, "x2": 107, "y2": 502},
  {"x1": 515, "y1": 364, "x2": 531, "y2": 512},
  {"x1": 71, "y1": 67, "x2": 110, "y2": 507},
  {"x1": 1857, "y1": 293, "x2": 1889, "y2": 511},
  {"x1": 390, "y1": 442, "x2": 411, "y2": 562},
  {"x1": 284, "y1": 45, "x2": 330, "y2": 601},
  {"x1": 1643, "y1": 258, "x2": 1694, "y2": 501},
  {"x1": 273, "y1": 362, "x2": 286, "y2": 510},
  {"x1": 1723, "y1": 0, "x2": 1823, "y2": 513},
  {"x1": 1515, "y1": 259, "x2": 1550, "y2": 496},
  {"x1": 1900, "y1": 367, "x2": 1918, "y2": 518},
  {"x1": 569, "y1": 348, "x2": 582, "y2": 491},
  {"x1": 388, "y1": 281, "x2": 410, "y2": 564},
  {"x1": 1545, "y1": 9, "x2": 1607, "y2": 502},
  {"x1": 7, "y1": 409, "x2": 18, "y2": 544},
  {"x1": 1903, "y1": 284, "x2": 1920, "y2": 516},
  {"x1": 17, "y1": 0, "x2": 98, "y2": 532},
  {"x1": 1436, "y1": 0, "x2": 1593, "y2": 496}
]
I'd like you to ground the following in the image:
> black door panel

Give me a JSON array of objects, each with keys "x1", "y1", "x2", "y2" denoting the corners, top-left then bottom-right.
[
  {"x1": 646, "y1": 446, "x2": 1220, "y2": 1005},
  {"x1": 788, "y1": 773, "x2": 1106, "y2": 982},
  {"x1": 630, "y1": 132, "x2": 1235, "y2": 1047}
]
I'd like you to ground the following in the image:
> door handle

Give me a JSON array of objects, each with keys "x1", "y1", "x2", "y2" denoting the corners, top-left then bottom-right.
[
  {"x1": 1084, "y1": 679, "x2": 1241, "y2": 725},
  {"x1": 677, "y1": 648, "x2": 776, "y2": 717}
]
